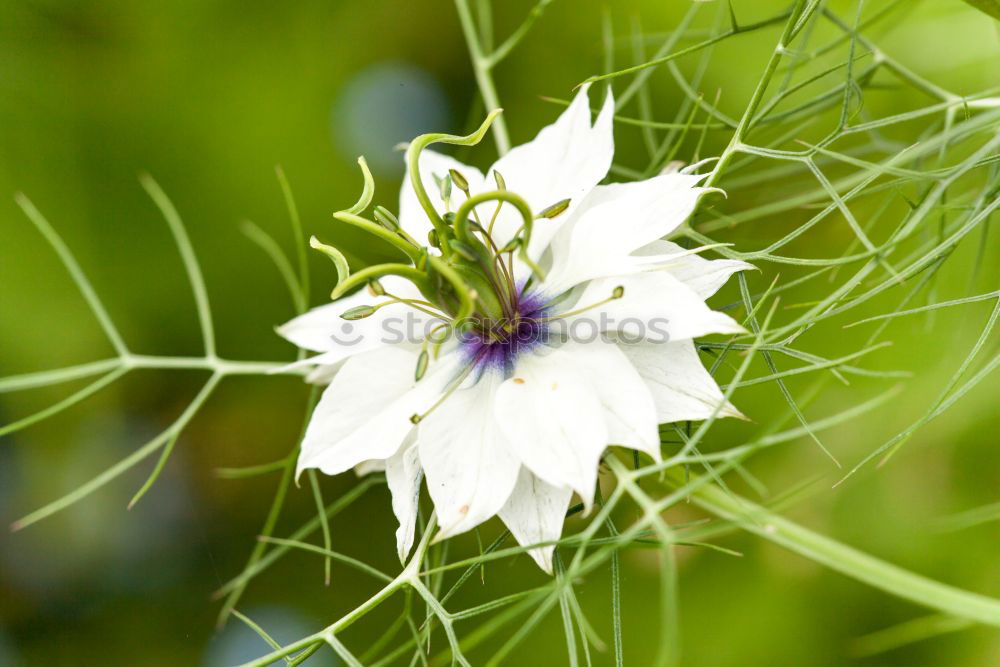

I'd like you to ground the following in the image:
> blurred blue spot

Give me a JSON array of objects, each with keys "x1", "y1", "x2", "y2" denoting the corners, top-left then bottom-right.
[
  {"x1": 1, "y1": 415, "x2": 196, "y2": 599},
  {"x1": 202, "y1": 605, "x2": 339, "y2": 666},
  {"x1": 332, "y1": 62, "x2": 450, "y2": 174}
]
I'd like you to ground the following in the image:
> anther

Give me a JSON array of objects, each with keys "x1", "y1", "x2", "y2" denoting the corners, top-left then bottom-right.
[
  {"x1": 409, "y1": 362, "x2": 476, "y2": 424},
  {"x1": 537, "y1": 198, "x2": 571, "y2": 219},
  {"x1": 449, "y1": 169, "x2": 469, "y2": 193},
  {"x1": 434, "y1": 172, "x2": 452, "y2": 204},
  {"x1": 415, "y1": 350, "x2": 429, "y2": 381},
  {"x1": 341, "y1": 305, "x2": 377, "y2": 320},
  {"x1": 499, "y1": 237, "x2": 521, "y2": 254}
]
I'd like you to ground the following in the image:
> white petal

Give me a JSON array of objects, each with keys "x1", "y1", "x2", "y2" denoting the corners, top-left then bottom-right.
[
  {"x1": 618, "y1": 339, "x2": 744, "y2": 423},
  {"x1": 277, "y1": 276, "x2": 443, "y2": 367},
  {"x1": 634, "y1": 240, "x2": 754, "y2": 299},
  {"x1": 304, "y1": 358, "x2": 346, "y2": 386},
  {"x1": 297, "y1": 347, "x2": 463, "y2": 478},
  {"x1": 499, "y1": 468, "x2": 573, "y2": 574},
  {"x1": 558, "y1": 339, "x2": 660, "y2": 460},
  {"x1": 487, "y1": 83, "x2": 614, "y2": 256},
  {"x1": 354, "y1": 459, "x2": 386, "y2": 476},
  {"x1": 543, "y1": 172, "x2": 713, "y2": 295},
  {"x1": 418, "y1": 373, "x2": 520, "y2": 540},
  {"x1": 277, "y1": 297, "x2": 363, "y2": 354},
  {"x1": 552, "y1": 271, "x2": 745, "y2": 343},
  {"x1": 494, "y1": 348, "x2": 608, "y2": 508},
  {"x1": 385, "y1": 434, "x2": 422, "y2": 562},
  {"x1": 399, "y1": 149, "x2": 485, "y2": 242}
]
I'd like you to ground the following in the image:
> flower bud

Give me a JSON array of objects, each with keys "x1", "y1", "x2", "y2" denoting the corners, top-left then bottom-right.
[
  {"x1": 341, "y1": 305, "x2": 377, "y2": 320},
  {"x1": 367, "y1": 279, "x2": 385, "y2": 297},
  {"x1": 493, "y1": 170, "x2": 506, "y2": 191},
  {"x1": 612, "y1": 285, "x2": 625, "y2": 299},
  {"x1": 538, "y1": 198, "x2": 571, "y2": 219},
  {"x1": 427, "y1": 229, "x2": 440, "y2": 248}
]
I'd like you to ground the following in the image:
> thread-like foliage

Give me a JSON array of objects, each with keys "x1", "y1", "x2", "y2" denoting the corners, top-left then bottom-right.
[{"x1": 2, "y1": 1, "x2": 999, "y2": 665}]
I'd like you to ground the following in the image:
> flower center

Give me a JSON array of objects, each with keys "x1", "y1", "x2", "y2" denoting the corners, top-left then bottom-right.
[{"x1": 463, "y1": 291, "x2": 549, "y2": 375}]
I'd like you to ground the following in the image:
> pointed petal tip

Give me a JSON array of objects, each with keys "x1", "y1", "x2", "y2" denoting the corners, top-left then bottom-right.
[
  {"x1": 293, "y1": 460, "x2": 309, "y2": 487},
  {"x1": 396, "y1": 541, "x2": 413, "y2": 564},
  {"x1": 725, "y1": 404, "x2": 751, "y2": 422},
  {"x1": 534, "y1": 553, "x2": 555, "y2": 575},
  {"x1": 274, "y1": 321, "x2": 292, "y2": 341}
]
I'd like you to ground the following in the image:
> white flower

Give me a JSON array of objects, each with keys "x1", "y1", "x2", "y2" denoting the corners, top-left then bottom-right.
[{"x1": 278, "y1": 84, "x2": 752, "y2": 573}]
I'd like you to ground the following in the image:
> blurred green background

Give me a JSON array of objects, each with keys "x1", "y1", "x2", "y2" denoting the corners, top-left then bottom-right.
[{"x1": 1, "y1": 0, "x2": 998, "y2": 664}]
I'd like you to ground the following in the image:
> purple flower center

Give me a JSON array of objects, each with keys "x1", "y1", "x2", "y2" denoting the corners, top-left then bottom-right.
[{"x1": 462, "y1": 291, "x2": 549, "y2": 376}]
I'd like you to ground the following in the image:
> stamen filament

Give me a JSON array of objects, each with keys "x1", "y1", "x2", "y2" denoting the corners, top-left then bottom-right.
[
  {"x1": 538, "y1": 287, "x2": 624, "y2": 322},
  {"x1": 379, "y1": 292, "x2": 451, "y2": 320},
  {"x1": 409, "y1": 361, "x2": 477, "y2": 424}
]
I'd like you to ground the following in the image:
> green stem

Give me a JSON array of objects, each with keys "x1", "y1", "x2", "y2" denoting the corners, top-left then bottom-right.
[
  {"x1": 129, "y1": 355, "x2": 294, "y2": 375},
  {"x1": 0, "y1": 358, "x2": 122, "y2": 394},
  {"x1": 239, "y1": 515, "x2": 440, "y2": 667},
  {"x1": 15, "y1": 195, "x2": 129, "y2": 356},
  {"x1": 213, "y1": 478, "x2": 381, "y2": 599},
  {"x1": 217, "y1": 386, "x2": 320, "y2": 628},
  {"x1": 454, "y1": 0, "x2": 510, "y2": 155},
  {"x1": 275, "y1": 166, "x2": 310, "y2": 313},
  {"x1": 580, "y1": 10, "x2": 792, "y2": 88},
  {"x1": 0, "y1": 366, "x2": 127, "y2": 436},
  {"x1": 665, "y1": 468, "x2": 1000, "y2": 627},
  {"x1": 10, "y1": 373, "x2": 222, "y2": 531},
  {"x1": 140, "y1": 174, "x2": 217, "y2": 359},
  {"x1": 704, "y1": 0, "x2": 810, "y2": 189}
]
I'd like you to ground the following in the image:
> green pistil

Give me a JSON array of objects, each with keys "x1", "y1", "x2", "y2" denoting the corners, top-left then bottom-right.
[{"x1": 316, "y1": 109, "x2": 568, "y2": 352}]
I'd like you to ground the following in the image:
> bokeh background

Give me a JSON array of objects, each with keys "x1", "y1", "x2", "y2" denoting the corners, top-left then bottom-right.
[{"x1": 1, "y1": 0, "x2": 998, "y2": 664}]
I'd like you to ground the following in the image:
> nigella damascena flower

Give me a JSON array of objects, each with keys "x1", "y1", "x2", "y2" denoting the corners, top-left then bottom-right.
[{"x1": 278, "y1": 84, "x2": 752, "y2": 573}]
